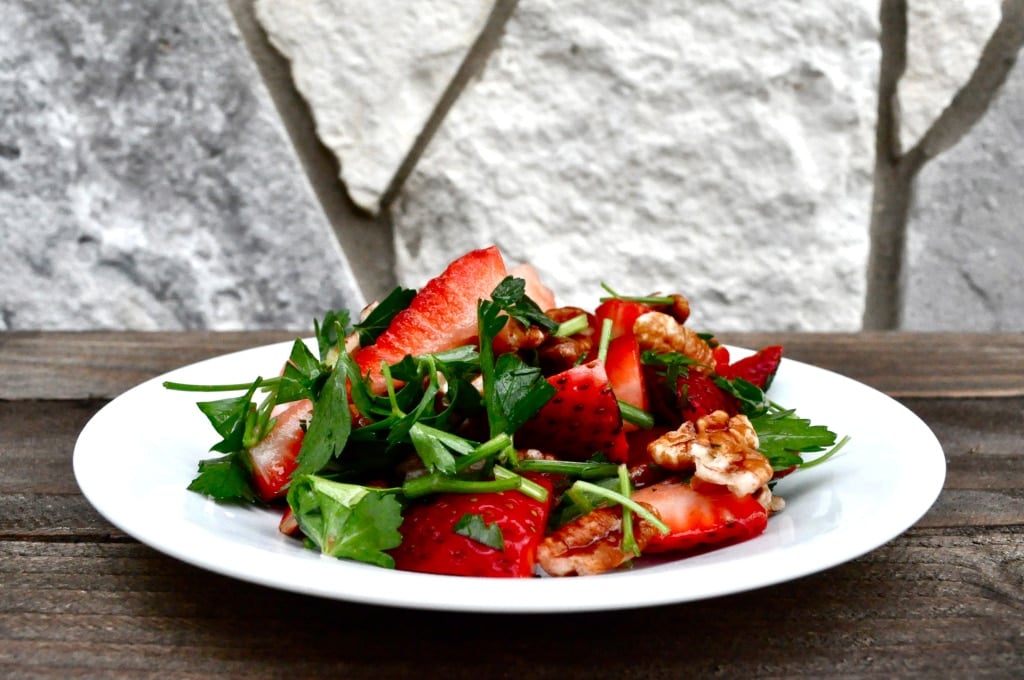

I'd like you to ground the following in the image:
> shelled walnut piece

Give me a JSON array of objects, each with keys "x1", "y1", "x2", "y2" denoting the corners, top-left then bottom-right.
[
  {"x1": 633, "y1": 310, "x2": 716, "y2": 367},
  {"x1": 648, "y1": 410, "x2": 783, "y2": 511}
]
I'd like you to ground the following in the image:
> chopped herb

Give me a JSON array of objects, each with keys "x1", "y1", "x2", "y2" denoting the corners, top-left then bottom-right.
[
  {"x1": 454, "y1": 513, "x2": 505, "y2": 551},
  {"x1": 353, "y1": 287, "x2": 416, "y2": 347},
  {"x1": 187, "y1": 452, "x2": 256, "y2": 503}
]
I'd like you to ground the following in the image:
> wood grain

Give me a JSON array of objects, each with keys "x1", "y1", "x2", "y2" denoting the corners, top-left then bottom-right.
[
  {"x1": 0, "y1": 330, "x2": 296, "y2": 400},
  {"x1": 1, "y1": 529, "x2": 1021, "y2": 678},
  {"x1": 1, "y1": 332, "x2": 1022, "y2": 677}
]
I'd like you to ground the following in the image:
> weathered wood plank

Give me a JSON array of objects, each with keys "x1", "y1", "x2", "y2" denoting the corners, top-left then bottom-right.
[
  {"x1": 0, "y1": 331, "x2": 296, "y2": 401},
  {"x1": 3, "y1": 331, "x2": 1024, "y2": 400},
  {"x1": 0, "y1": 400, "x2": 102, "y2": 494},
  {"x1": 0, "y1": 530, "x2": 1021, "y2": 677},
  {"x1": 722, "y1": 331, "x2": 1024, "y2": 398}
]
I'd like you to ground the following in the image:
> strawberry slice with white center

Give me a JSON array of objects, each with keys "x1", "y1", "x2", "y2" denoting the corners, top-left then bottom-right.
[
  {"x1": 247, "y1": 399, "x2": 312, "y2": 502},
  {"x1": 354, "y1": 246, "x2": 509, "y2": 392},
  {"x1": 508, "y1": 262, "x2": 556, "y2": 311},
  {"x1": 632, "y1": 478, "x2": 768, "y2": 554}
]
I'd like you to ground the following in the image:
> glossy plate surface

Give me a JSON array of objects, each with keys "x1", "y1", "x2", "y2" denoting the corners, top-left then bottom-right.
[{"x1": 74, "y1": 341, "x2": 945, "y2": 613}]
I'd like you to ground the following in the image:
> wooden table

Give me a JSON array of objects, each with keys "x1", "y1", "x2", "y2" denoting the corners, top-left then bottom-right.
[{"x1": 2, "y1": 331, "x2": 1022, "y2": 677}]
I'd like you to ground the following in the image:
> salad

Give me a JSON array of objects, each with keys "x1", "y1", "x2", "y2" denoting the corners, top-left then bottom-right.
[{"x1": 166, "y1": 245, "x2": 846, "y2": 578}]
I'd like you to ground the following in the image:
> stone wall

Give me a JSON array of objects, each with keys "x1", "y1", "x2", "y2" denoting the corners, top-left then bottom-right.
[{"x1": 3, "y1": 1, "x2": 1022, "y2": 332}]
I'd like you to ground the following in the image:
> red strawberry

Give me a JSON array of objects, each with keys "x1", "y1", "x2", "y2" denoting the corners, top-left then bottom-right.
[
  {"x1": 632, "y1": 477, "x2": 768, "y2": 554},
  {"x1": 390, "y1": 478, "x2": 553, "y2": 577},
  {"x1": 604, "y1": 334, "x2": 648, "y2": 432},
  {"x1": 594, "y1": 298, "x2": 652, "y2": 339},
  {"x1": 355, "y1": 246, "x2": 509, "y2": 392},
  {"x1": 675, "y1": 370, "x2": 736, "y2": 424},
  {"x1": 712, "y1": 345, "x2": 732, "y2": 373},
  {"x1": 247, "y1": 399, "x2": 312, "y2": 502},
  {"x1": 516, "y1": 360, "x2": 629, "y2": 463},
  {"x1": 718, "y1": 345, "x2": 783, "y2": 390}
]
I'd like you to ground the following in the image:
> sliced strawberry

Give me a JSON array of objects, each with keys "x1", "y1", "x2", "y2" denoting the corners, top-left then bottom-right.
[
  {"x1": 508, "y1": 262, "x2": 556, "y2": 311},
  {"x1": 605, "y1": 334, "x2": 648, "y2": 432},
  {"x1": 278, "y1": 506, "x2": 301, "y2": 536},
  {"x1": 516, "y1": 360, "x2": 629, "y2": 463},
  {"x1": 246, "y1": 399, "x2": 312, "y2": 503},
  {"x1": 594, "y1": 298, "x2": 652, "y2": 339},
  {"x1": 390, "y1": 478, "x2": 553, "y2": 577},
  {"x1": 632, "y1": 477, "x2": 767, "y2": 554},
  {"x1": 354, "y1": 246, "x2": 508, "y2": 391},
  {"x1": 718, "y1": 345, "x2": 783, "y2": 390}
]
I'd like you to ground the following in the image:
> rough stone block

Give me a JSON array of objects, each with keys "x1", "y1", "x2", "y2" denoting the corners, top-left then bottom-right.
[
  {"x1": 902, "y1": 58, "x2": 1024, "y2": 331},
  {"x1": 0, "y1": 0, "x2": 362, "y2": 331},
  {"x1": 255, "y1": 0, "x2": 494, "y2": 213},
  {"x1": 392, "y1": 1, "x2": 879, "y2": 331}
]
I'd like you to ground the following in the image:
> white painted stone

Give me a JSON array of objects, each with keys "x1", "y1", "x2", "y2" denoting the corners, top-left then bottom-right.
[
  {"x1": 393, "y1": 0, "x2": 879, "y2": 331},
  {"x1": 899, "y1": 2, "x2": 1001, "y2": 151},
  {"x1": 255, "y1": 0, "x2": 494, "y2": 213}
]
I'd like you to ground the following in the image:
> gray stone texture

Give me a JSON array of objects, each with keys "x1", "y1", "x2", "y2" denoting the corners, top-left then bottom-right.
[
  {"x1": 898, "y1": 2, "x2": 1001, "y2": 151},
  {"x1": 903, "y1": 56, "x2": 1024, "y2": 331},
  {"x1": 0, "y1": 0, "x2": 362, "y2": 331},
  {"x1": 392, "y1": 0, "x2": 880, "y2": 331}
]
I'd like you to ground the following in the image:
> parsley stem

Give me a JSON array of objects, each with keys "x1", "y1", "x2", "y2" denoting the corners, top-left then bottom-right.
[
  {"x1": 493, "y1": 465, "x2": 549, "y2": 502},
  {"x1": 163, "y1": 377, "x2": 281, "y2": 392},
  {"x1": 599, "y1": 282, "x2": 674, "y2": 305},
  {"x1": 455, "y1": 433, "x2": 513, "y2": 471},
  {"x1": 401, "y1": 474, "x2": 521, "y2": 499},
  {"x1": 381, "y1": 363, "x2": 402, "y2": 416},
  {"x1": 618, "y1": 464, "x2": 639, "y2": 557},
  {"x1": 570, "y1": 480, "x2": 670, "y2": 535},
  {"x1": 515, "y1": 459, "x2": 619, "y2": 479},
  {"x1": 597, "y1": 317, "x2": 613, "y2": 364},
  {"x1": 618, "y1": 400, "x2": 654, "y2": 429},
  {"x1": 566, "y1": 485, "x2": 596, "y2": 516},
  {"x1": 553, "y1": 313, "x2": 589, "y2": 338},
  {"x1": 799, "y1": 435, "x2": 851, "y2": 470}
]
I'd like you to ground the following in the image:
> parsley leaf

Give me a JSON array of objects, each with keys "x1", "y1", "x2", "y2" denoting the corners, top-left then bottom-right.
[
  {"x1": 187, "y1": 452, "x2": 256, "y2": 503},
  {"x1": 750, "y1": 407, "x2": 838, "y2": 469},
  {"x1": 314, "y1": 309, "x2": 352, "y2": 362},
  {"x1": 491, "y1": 353, "x2": 555, "y2": 434},
  {"x1": 292, "y1": 361, "x2": 352, "y2": 478},
  {"x1": 490, "y1": 276, "x2": 558, "y2": 331},
  {"x1": 353, "y1": 286, "x2": 416, "y2": 346},
  {"x1": 287, "y1": 475, "x2": 403, "y2": 568},
  {"x1": 278, "y1": 339, "x2": 325, "y2": 403},
  {"x1": 478, "y1": 297, "x2": 556, "y2": 438},
  {"x1": 196, "y1": 379, "x2": 260, "y2": 453},
  {"x1": 409, "y1": 422, "x2": 457, "y2": 475},
  {"x1": 454, "y1": 513, "x2": 505, "y2": 550},
  {"x1": 714, "y1": 375, "x2": 770, "y2": 417},
  {"x1": 641, "y1": 350, "x2": 703, "y2": 383}
]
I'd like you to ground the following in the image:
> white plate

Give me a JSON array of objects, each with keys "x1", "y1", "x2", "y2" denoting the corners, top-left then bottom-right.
[{"x1": 74, "y1": 340, "x2": 945, "y2": 613}]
